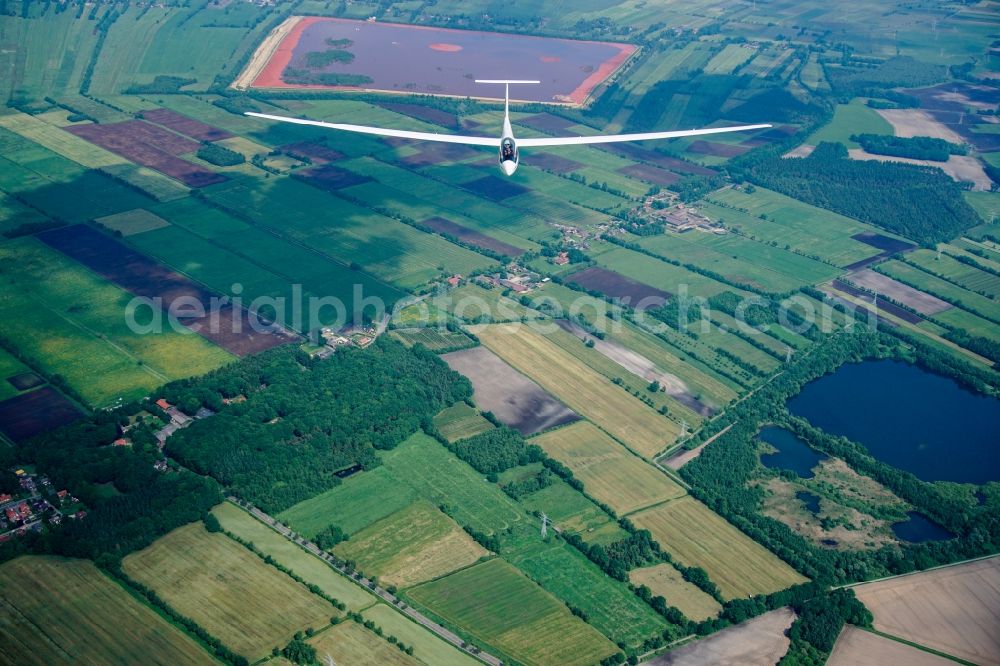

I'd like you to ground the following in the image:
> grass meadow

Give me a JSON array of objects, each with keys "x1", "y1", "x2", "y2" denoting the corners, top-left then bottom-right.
[{"x1": 407, "y1": 558, "x2": 618, "y2": 666}]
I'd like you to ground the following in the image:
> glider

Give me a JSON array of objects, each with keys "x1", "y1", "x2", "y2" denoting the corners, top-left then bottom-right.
[{"x1": 246, "y1": 80, "x2": 770, "y2": 176}]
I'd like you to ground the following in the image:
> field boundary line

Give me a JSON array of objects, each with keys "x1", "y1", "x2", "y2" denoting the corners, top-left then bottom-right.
[
  {"x1": 859, "y1": 627, "x2": 975, "y2": 666},
  {"x1": 621, "y1": 494, "x2": 687, "y2": 519},
  {"x1": 837, "y1": 552, "x2": 1000, "y2": 589}
]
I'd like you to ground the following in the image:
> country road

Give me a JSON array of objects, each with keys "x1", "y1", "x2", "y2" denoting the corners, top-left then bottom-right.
[{"x1": 228, "y1": 497, "x2": 502, "y2": 666}]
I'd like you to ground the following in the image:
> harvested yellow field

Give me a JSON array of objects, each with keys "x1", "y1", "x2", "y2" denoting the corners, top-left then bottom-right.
[
  {"x1": 334, "y1": 501, "x2": 488, "y2": 589},
  {"x1": 476, "y1": 323, "x2": 678, "y2": 457},
  {"x1": 123, "y1": 523, "x2": 334, "y2": 661},
  {"x1": 0, "y1": 556, "x2": 213, "y2": 666},
  {"x1": 310, "y1": 621, "x2": 422, "y2": 666},
  {"x1": 631, "y1": 497, "x2": 807, "y2": 600},
  {"x1": 851, "y1": 556, "x2": 1000, "y2": 665},
  {"x1": 629, "y1": 563, "x2": 722, "y2": 621},
  {"x1": 531, "y1": 421, "x2": 686, "y2": 514}
]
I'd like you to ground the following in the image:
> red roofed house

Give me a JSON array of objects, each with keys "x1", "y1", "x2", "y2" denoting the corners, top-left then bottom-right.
[
  {"x1": 5, "y1": 507, "x2": 17, "y2": 523},
  {"x1": 56, "y1": 490, "x2": 68, "y2": 500},
  {"x1": 155, "y1": 398, "x2": 172, "y2": 410},
  {"x1": 447, "y1": 274, "x2": 463, "y2": 287},
  {"x1": 17, "y1": 502, "x2": 30, "y2": 519},
  {"x1": 112, "y1": 438, "x2": 131, "y2": 447},
  {"x1": 0, "y1": 493, "x2": 11, "y2": 503},
  {"x1": 553, "y1": 251, "x2": 570, "y2": 266}
]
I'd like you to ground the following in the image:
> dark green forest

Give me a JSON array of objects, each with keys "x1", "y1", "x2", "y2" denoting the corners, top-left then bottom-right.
[{"x1": 166, "y1": 339, "x2": 471, "y2": 512}]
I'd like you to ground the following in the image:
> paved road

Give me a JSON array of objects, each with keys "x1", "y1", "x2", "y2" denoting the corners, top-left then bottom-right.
[{"x1": 229, "y1": 497, "x2": 501, "y2": 666}]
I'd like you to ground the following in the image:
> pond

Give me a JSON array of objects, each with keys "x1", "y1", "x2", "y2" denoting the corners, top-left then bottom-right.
[
  {"x1": 795, "y1": 490, "x2": 821, "y2": 515},
  {"x1": 891, "y1": 511, "x2": 953, "y2": 543},
  {"x1": 788, "y1": 360, "x2": 1000, "y2": 484},
  {"x1": 758, "y1": 426, "x2": 827, "y2": 478}
]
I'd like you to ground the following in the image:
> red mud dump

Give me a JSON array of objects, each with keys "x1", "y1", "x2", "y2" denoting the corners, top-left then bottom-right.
[{"x1": 251, "y1": 17, "x2": 635, "y2": 105}]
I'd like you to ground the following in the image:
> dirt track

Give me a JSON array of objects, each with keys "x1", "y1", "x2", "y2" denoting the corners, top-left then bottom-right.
[
  {"x1": 232, "y1": 15, "x2": 302, "y2": 90},
  {"x1": 852, "y1": 556, "x2": 1000, "y2": 665},
  {"x1": 644, "y1": 607, "x2": 794, "y2": 665}
]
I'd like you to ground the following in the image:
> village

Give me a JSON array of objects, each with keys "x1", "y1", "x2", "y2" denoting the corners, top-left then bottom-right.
[{"x1": 0, "y1": 468, "x2": 85, "y2": 543}]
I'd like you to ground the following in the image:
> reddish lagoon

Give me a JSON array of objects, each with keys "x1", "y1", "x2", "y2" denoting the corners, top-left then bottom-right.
[{"x1": 253, "y1": 17, "x2": 635, "y2": 105}]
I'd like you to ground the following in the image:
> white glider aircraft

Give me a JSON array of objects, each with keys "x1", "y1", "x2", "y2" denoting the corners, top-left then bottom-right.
[{"x1": 246, "y1": 80, "x2": 770, "y2": 176}]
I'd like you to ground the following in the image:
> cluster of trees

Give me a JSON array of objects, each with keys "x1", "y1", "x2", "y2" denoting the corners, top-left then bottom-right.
[
  {"x1": 125, "y1": 75, "x2": 197, "y2": 94},
  {"x1": 314, "y1": 525, "x2": 348, "y2": 550},
  {"x1": 730, "y1": 141, "x2": 981, "y2": 246},
  {"x1": 166, "y1": 339, "x2": 471, "y2": 512},
  {"x1": 828, "y1": 56, "x2": 947, "y2": 95},
  {"x1": 197, "y1": 143, "x2": 245, "y2": 167},
  {"x1": 282, "y1": 69, "x2": 373, "y2": 87},
  {"x1": 213, "y1": 95, "x2": 260, "y2": 115},
  {"x1": 853, "y1": 133, "x2": 965, "y2": 162},
  {"x1": 447, "y1": 426, "x2": 545, "y2": 479},
  {"x1": 780, "y1": 589, "x2": 872, "y2": 665},
  {"x1": 500, "y1": 467, "x2": 555, "y2": 499},
  {"x1": 299, "y1": 48, "x2": 354, "y2": 69}
]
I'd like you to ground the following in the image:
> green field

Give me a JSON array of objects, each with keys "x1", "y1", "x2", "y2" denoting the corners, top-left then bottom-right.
[
  {"x1": 211, "y1": 502, "x2": 378, "y2": 610},
  {"x1": 0, "y1": 237, "x2": 231, "y2": 406},
  {"x1": 531, "y1": 421, "x2": 687, "y2": 515},
  {"x1": 632, "y1": 497, "x2": 807, "y2": 600},
  {"x1": 0, "y1": 556, "x2": 213, "y2": 665},
  {"x1": 904, "y1": 248, "x2": 1000, "y2": 299},
  {"x1": 807, "y1": 99, "x2": 895, "y2": 148},
  {"x1": 432, "y1": 402, "x2": 495, "y2": 442},
  {"x1": 123, "y1": 523, "x2": 335, "y2": 661},
  {"x1": 333, "y1": 501, "x2": 488, "y2": 588},
  {"x1": 407, "y1": 558, "x2": 618, "y2": 666},
  {"x1": 381, "y1": 433, "x2": 527, "y2": 534},
  {"x1": 878, "y1": 260, "x2": 1000, "y2": 340},
  {"x1": 635, "y1": 230, "x2": 840, "y2": 294},
  {"x1": 389, "y1": 327, "x2": 475, "y2": 351},
  {"x1": 476, "y1": 323, "x2": 680, "y2": 457},
  {"x1": 593, "y1": 244, "x2": 741, "y2": 299},
  {"x1": 204, "y1": 175, "x2": 497, "y2": 290},
  {"x1": 702, "y1": 186, "x2": 889, "y2": 266},
  {"x1": 0, "y1": 347, "x2": 31, "y2": 402},
  {"x1": 0, "y1": 111, "x2": 124, "y2": 169},
  {"x1": 279, "y1": 466, "x2": 418, "y2": 537},
  {"x1": 629, "y1": 562, "x2": 722, "y2": 621},
  {"x1": 704, "y1": 43, "x2": 756, "y2": 74},
  {"x1": 95, "y1": 208, "x2": 171, "y2": 236},
  {"x1": 502, "y1": 466, "x2": 626, "y2": 544}
]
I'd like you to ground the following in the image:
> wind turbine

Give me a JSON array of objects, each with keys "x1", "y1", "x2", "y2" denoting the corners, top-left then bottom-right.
[{"x1": 246, "y1": 81, "x2": 770, "y2": 177}]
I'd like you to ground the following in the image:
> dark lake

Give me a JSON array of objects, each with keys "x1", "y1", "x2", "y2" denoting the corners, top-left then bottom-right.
[
  {"x1": 788, "y1": 360, "x2": 1000, "y2": 484},
  {"x1": 759, "y1": 426, "x2": 827, "y2": 478},
  {"x1": 891, "y1": 511, "x2": 953, "y2": 542},
  {"x1": 796, "y1": 490, "x2": 821, "y2": 515}
]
